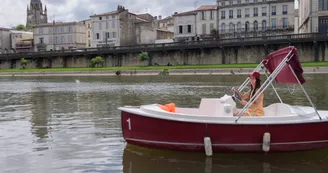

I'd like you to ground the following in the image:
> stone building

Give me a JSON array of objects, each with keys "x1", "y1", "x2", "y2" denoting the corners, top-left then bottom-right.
[
  {"x1": 33, "y1": 22, "x2": 86, "y2": 51},
  {"x1": 217, "y1": 0, "x2": 295, "y2": 38},
  {"x1": 173, "y1": 5, "x2": 217, "y2": 42},
  {"x1": 10, "y1": 30, "x2": 34, "y2": 52},
  {"x1": 135, "y1": 13, "x2": 174, "y2": 44},
  {"x1": 90, "y1": 5, "x2": 137, "y2": 47},
  {"x1": 26, "y1": 0, "x2": 48, "y2": 27},
  {"x1": 0, "y1": 27, "x2": 11, "y2": 53},
  {"x1": 298, "y1": 0, "x2": 328, "y2": 33},
  {"x1": 158, "y1": 16, "x2": 175, "y2": 32},
  {"x1": 81, "y1": 19, "x2": 93, "y2": 48}
]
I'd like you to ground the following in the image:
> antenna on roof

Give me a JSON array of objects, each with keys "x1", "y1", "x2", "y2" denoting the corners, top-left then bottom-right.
[{"x1": 194, "y1": 1, "x2": 198, "y2": 9}]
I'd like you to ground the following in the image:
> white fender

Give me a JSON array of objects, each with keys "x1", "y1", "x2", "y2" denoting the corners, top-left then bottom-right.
[
  {"x1": 204, "y1": 137, "x2": 213, "y2": 156},
  {"x1": 262, "y1": 132, "x2": 271, "y2": 152}
]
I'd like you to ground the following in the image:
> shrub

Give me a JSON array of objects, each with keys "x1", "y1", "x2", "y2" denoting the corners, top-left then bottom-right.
[
  {"x1": 20, "y1": 58, "x2": 31, "y2": 69},
  {"x1": 91, "y1": 56, "x2": 104, "y2": 67}
]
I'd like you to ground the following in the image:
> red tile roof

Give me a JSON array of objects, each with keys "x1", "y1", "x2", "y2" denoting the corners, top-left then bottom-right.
[
  {"x1": 0, "y1": 27, "x2": 10, "y2": 31},
  {"x1": 173, "y1": 10, "x2": 197, "y2": 16},
  {"x1": 196, "y1": 5, "x2": 217, "y2": 11}
]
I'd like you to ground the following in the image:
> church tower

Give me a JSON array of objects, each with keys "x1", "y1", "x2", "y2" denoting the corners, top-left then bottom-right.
[{"x1": 26, "y1": 0, "x2": 48, "y2": 27}]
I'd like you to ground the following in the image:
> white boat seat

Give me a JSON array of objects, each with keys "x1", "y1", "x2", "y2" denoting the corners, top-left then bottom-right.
[{"x1": 264, "y1": 103, "x2": 294, "y2": 116}]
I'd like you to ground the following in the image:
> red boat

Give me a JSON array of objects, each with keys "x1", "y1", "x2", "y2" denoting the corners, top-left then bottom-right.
[{"x1": 118, "y1": 46, "x2": 328, "y2": 154}]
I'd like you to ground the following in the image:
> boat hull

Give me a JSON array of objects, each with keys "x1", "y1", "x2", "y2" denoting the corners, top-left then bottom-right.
[{"x1": 121, "y1": 111, "x2": 328, "y2": 153}]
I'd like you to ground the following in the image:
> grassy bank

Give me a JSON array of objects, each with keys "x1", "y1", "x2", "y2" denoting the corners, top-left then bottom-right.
[{"x1": 0, "y1": 62, "x2": 327, "y2": 73}]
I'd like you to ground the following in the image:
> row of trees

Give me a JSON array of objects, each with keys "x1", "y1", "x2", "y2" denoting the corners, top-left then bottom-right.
[{"x1": 12, "y1": 24, "x2": 35, "y2": 31}]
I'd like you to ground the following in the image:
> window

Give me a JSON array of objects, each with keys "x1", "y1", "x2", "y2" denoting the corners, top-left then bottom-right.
[
  {"x1": 201, "y1": 11, "x2": 205, "y2": 20},
  {"x1": 187, "y1": 25, "x2": 192, "y2": 33},
  {"x1": 88, "y1": 24, "x2": 91, "y2": 28},
  {"x1": 99, "y1": 17, "x2": 102, "y2": 20},
  {"x1": 106, "y1": 21, "x2": 109, "y2": 29},
  {"x1": 210, "y1": 11, "x2": 214, "y2": 20},
  {"x1": 202, "y1": 24, "x2": 206, "y2": 34},
  {"x1": 39, "y1": 37, "x2": 44, "y2": 44},
  {"x1": 112, "y1": 20, "x2": 116, "y2": 28},
  {"x1": 48, "y1": 28, "x2": 52, "y2": 34},
  {"x1": 106, "y1": 16, "x2": 109, "y2": 19},
  {"x1": 237, "y1": 0, "x2": 241, "y2": 4},
  {"x1": 221, "y1": 11, "x2": 226, "y2": 19},
  {"x1": 319, "y1": 0, "x2": 328, "y2": 11},
  {"x1": 96, "y1": 33, "x2": 100, "y2": 39},
  {"x1": 237, "y1": 9, "x2": 241, "y2": 18},
  {"x1": 56, "y1": 37, "x2": 59, "y2": 44},
  {"x1": 229, "y1": 10, "x2": 233, "y2": 19},
  {"x1": 221, "y1": 2, "x2": 225, "y2": 6},
  {"x1": 229, "y1": 23, "x2": 234, "y2": 33},
  {"x1": 68, "y1": 26, "x2": 72, "y2": 33},
  {"x1": 99, "y1": 22, "x2": 102, "y2": 30},
  {"x1": 262, "y1": 20, "x2": 267, "y2": 31},
  {"x1": 39, "y1": 28, "x2": 43, "y2": 34},
  {"x1": 179, "y1": 26, "x2": 183, "y2": 33},
  {"x1": 237, "y1": 22, "x2": 241, "y2": 32},
  {"x1": 282, "y1": 18, "x2": 288, "y2": 28},
  {"x1": 229, "y1": 1, "x2": 233, "y2": 5},
  {"x1": 221, "y1": 23, "x2": 225, "y2": 33},
  {"x1": 262, "y1": 7, "x2": 267, "y2": 16},
  {"x1": 68, "y1": 35, "x2": 72, "y2": 43},
  {"x1": 61, "y1": 36, "x2": 65, "y2": 44},
  {"x1": 271, "y1": 19, "x2": 276, "y2": 29},
  {"x1": 61, "y1": 27, "x2": 64, "y2": 33},
  {"x1": 254, "y1": 7, "x2": 258, "y2": 17},
  {"x1": 245, "y1": 8, "x2": 250, "y2": 17},
  {"x1": 210, "y1": 23, "x2": 214, "y2": 32},
  {"x1": 113, "y1": 32, "x2": 116, "y2": 38},
  {"x1": 245, "y1": 21, "x2": 250, "y2": 32},
  {"x1": 88, "y1": 31, "x2": 90, "y2": 37},
  {"x1": 254, "y1": 0, "x2": 258, "y2": 3},
  {"x1": 49, "y1": 36, "x2": 52, "y2": 44},
  {"x1": 254, "y1": 21, "x2": 258, "y2": 31},
  {"x1": 88, "y1": 40, "x2": 91, "y2": 47},
  {"x1": 272, "y1": 6, "x2": 276, "y2": 15},
  {"x1": 282, "y1": 5, "x2": 288, "y2": 15},
  {"x1": 245, "y1": 0, "x2": 249, "y2": 3}
]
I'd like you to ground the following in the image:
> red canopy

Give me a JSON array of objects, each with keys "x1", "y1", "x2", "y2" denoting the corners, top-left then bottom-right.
[{"x1": 263, "y1": 46, "x2": 306, "y2": 84}]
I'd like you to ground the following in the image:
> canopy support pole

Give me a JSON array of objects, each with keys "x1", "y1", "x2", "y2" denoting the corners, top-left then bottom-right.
[
  {"x1": 235, "y1": 50, "x2": 294, "y2": 123},
  {"x1": 287, "y1": 64, "x2": 322, "y2": 120},
  {"x1": 264, "y1": 71, "x2": 283, "y2": 103}
]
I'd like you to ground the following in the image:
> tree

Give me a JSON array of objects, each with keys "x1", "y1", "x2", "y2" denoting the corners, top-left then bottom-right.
[
  {"x1": 13, "y1": 24, "x2": 27, "y2": 31},
  {"x1": 20, "y1": 58, "x2": 31, "y2": 69},
  {"x1": 138, "y1": 51, "x2": 152, "y2": 66},
  {"x1": 91, "y1": 56, "x2": 104, "y2": 67}
]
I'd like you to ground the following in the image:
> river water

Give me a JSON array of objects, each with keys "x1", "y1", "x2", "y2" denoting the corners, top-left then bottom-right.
[{"x1": 0, "y1": 74, "x2": 327, "y2": 173}]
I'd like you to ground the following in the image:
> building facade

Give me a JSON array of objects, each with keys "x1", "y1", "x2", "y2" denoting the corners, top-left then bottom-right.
[
  {"x1": 158, "y1": 16, "x2": 175, "y2": 32},
  {"x1": 33, "y1": 22, "x2": 86, "y2": 51},
  {"x1": 299, "y1": 0, "x2": 328, "y2": 33},
  {"x1": 173, "y1": 11, "x2": 198, "y2": 42},
  {"x1": 26, "y1": 0, "x2": 48, "y2": 27},
  {"x1": 81, "y1": 19, "x2": 93, "y2": 48},
  {"x1": 173, "y1": 5, "x2": 218, "y2": 42},
  {"x1": 217, "y1": 0, "x2": 294, "y2": 38},
  {"x1": 0, "y1": 28, "x2": 11, "y2": 53},
  {"x1": 90, "y1": 5, "x2": 137, "y2": 47},
  {"x1": 10, "y1": 30, "x2": 34, "y2": 52}
]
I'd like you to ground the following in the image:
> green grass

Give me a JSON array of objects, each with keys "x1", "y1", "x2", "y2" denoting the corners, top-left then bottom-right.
[{"x1": 0, "y1": 62, "x2": 327, "y2": 73}]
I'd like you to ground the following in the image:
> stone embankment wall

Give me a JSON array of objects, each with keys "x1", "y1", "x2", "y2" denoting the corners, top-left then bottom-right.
[{"x1": 0, "y1": 42, "x2": 327, "y2": 70}]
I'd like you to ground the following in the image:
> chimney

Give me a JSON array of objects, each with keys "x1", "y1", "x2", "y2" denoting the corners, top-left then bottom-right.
[
  {"x1": 159, "y1": 15, "x2": 162, "y2": 20},
  {"x1": 117, "y1": 5, "x2": 126, "y2": 12}
]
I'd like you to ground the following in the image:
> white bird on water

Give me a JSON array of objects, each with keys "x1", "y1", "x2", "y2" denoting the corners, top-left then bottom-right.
[{"x1": 75, "y1": 79, "x2": 80, "y2": 83}]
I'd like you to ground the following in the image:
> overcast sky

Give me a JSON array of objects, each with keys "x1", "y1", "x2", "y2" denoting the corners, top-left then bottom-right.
[{"x1": 0, "y1": 0, "x2": 298, "y2": 28}]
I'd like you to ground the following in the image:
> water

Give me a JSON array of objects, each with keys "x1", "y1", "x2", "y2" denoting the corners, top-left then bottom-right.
[{"x1": 0, "y1": 74, "x2": 328, "y2": 173}]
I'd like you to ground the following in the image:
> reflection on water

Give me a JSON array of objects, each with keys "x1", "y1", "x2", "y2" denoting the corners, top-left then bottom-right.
[
  {"x1": 0, "y1": 74, "x2": 327, "y2": 172},
  {"x1": 123, "y1": 144, "x2": 328, "y2": 173}
]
